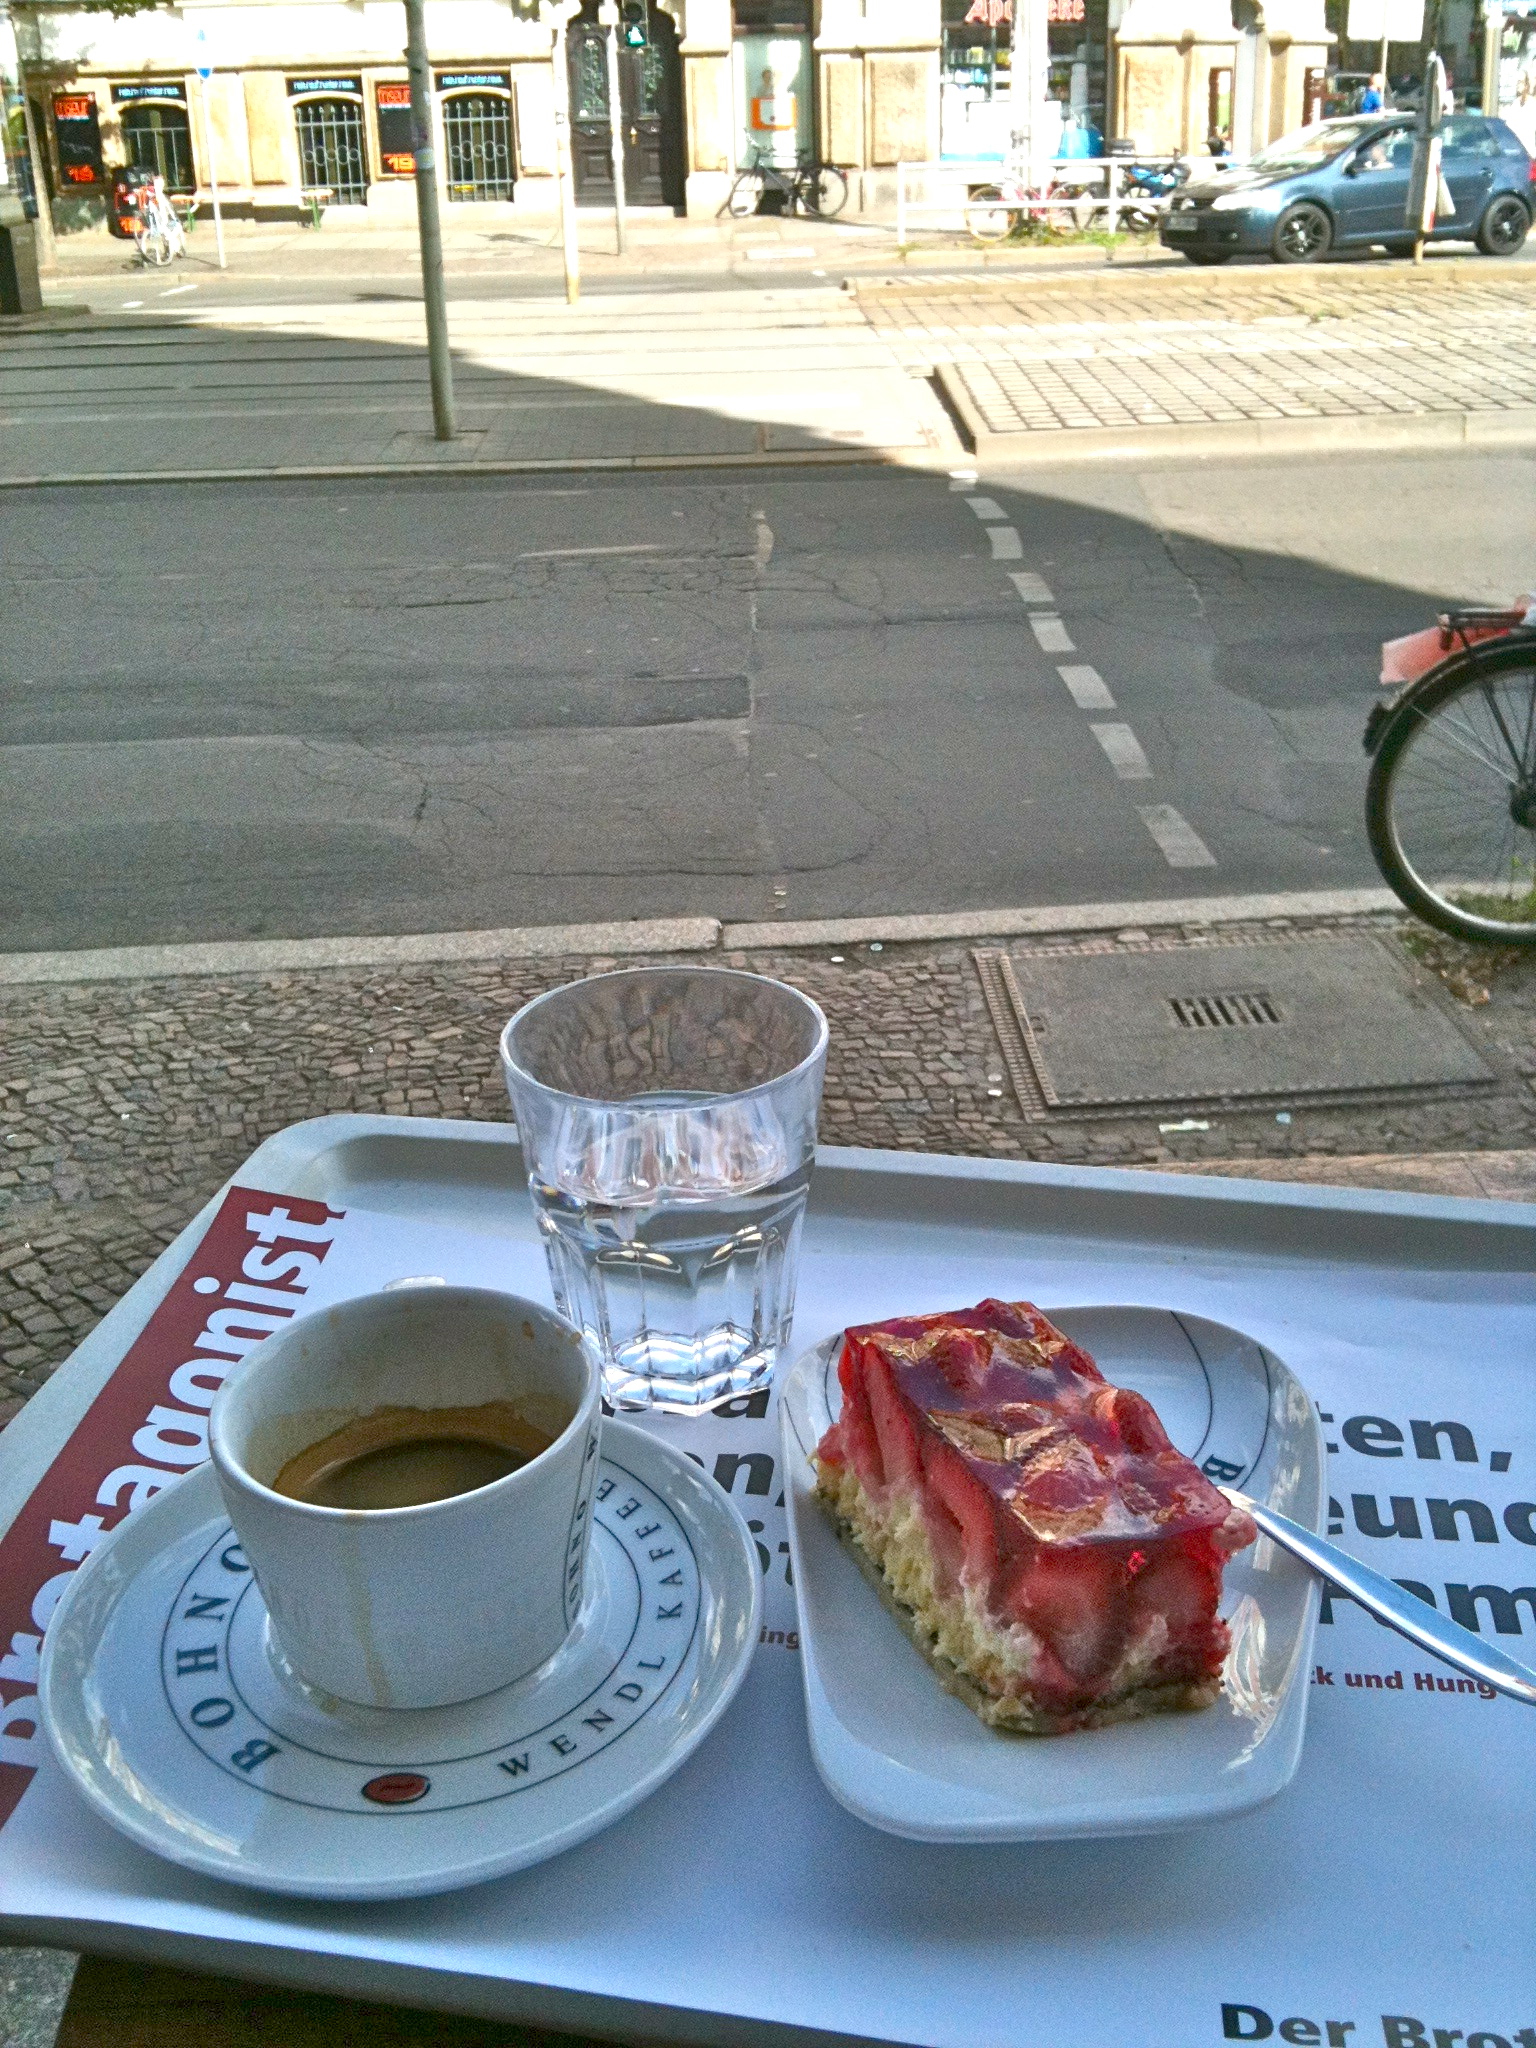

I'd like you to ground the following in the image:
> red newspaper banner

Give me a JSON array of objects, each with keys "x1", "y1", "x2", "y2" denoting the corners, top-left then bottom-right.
[{"x1": 0, "y1": 1187, "x2": 345, "y2": 1831}]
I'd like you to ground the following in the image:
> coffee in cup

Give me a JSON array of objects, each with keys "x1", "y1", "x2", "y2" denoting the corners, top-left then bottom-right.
[{"x1": 272, "y1": 1401, "x2": 556, "y2": 1510}]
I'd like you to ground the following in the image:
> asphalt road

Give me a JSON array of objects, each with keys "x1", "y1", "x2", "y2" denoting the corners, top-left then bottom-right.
[{"x1": 5, "y1": 450, "x2": 1534, "y2": 951}]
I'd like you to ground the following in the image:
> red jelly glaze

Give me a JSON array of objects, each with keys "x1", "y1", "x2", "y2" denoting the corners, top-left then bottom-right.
[{"x1": 818, "y1": 1298, "x2": 1256, "y2": 1721}]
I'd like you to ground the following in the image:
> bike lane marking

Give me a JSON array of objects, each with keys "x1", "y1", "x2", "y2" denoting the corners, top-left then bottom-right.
[
  {"x1": 1028, "y1": 613, "x2": 1074, "y2": 653},
  {"x1": 1138, "y1": 804, "x2": 1218, "y2": 868},
  {"x1": 972, "y1": 488, "x2": 1222, "y2": 872},
  {"x1": 1090, "y1": 723, "x2": 1154, "y2": 780},
  {"x1": 1057, "y1": 664, "x2": 1115, "y2": 710}
]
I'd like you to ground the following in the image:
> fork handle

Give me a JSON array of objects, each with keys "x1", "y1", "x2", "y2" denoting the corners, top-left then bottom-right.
[{"x1": 1224, "y1": 1489, "x2": 1536, "y2": 1707}]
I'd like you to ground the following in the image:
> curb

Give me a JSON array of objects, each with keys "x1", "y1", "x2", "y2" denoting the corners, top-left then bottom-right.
[
  {"x1": 0, "y1": 447, "x2": 907, "y2": 491},
  {"x1": 934, "y1": 361, "x2": 1536, "y2": 466},
  {"x1": 0, "y1": 888, "x2": 1404, "y2": 988},
  {"x1": 721, "y1": 886, "x2": 1402, "y2": 950},
  {"x1": 0, "y1": 918, "x2": 722, "y2": 987}
]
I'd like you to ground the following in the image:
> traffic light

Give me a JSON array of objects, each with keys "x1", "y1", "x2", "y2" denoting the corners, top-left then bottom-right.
[{"x1": 622, "y1": 2, "x2": 647, "y2": 44}]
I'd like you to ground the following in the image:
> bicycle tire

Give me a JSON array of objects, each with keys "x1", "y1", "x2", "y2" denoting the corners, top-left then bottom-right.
[
  {"x1": 1366, "y1": 635, "x2": 1536, "y2": 946},
  {"x1": 966, "y1": 187, "x2": 1013, "y2": 244},
  {"x1": 138, "y1": 229, "x2": 174, "y2": 267},
  {"x1": 798, "y1": 164, "x2": 847, "y2": 219}
]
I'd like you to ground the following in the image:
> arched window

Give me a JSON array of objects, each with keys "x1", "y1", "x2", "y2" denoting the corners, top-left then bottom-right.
[
  {"x1": 293, "y1": 97, "x2": 369, "y2": 203},
  {"x1": 123, "y1": 101, "x2": 194, "y2": 192}
]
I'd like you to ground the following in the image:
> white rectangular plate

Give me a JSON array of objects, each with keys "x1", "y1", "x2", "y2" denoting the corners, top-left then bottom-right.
[{"x1": 781, "y1": 1307, "x2": 1324, "y2": 1841}]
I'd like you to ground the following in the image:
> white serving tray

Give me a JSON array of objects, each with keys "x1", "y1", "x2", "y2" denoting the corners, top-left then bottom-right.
[{"x1": 2, "y1": 1115, "x2": 1534, "y2": 2048}]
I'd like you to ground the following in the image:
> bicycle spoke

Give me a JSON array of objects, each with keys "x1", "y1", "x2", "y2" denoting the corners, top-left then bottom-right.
[{"x1": 1384, "y1": 664, "x2": 1536, "y2": 927}]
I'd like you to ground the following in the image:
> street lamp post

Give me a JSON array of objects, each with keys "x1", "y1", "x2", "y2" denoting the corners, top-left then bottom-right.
[
  {"x1": 598, "y1": 0, "x2": 627, "y2": 256},
  {"x1": 403, "y1": 0, "x2": 455, "y2": 438}
]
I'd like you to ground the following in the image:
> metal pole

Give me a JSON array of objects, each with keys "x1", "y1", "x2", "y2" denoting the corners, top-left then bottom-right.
[
  {"x1": 1482, "y1": 0, "x2": 1504, "y2": 117},
  {"x1": 12, "y1": 48, "x2": 56, "y2": 269},
  {"x1": 600, "y1": 2, "x2": 627, "y2": 256},
  {"x1": 199, "y1": 75, "x2": 227, "y2": 269},
  {"x1": 404, "y1": 0, "x2": 455, "y2": 439},
  {"x1": 1379, "y1": 29, "x2": 1391, "y2": 101},
  {"x1": 551, "y1": 10, "x2": 581, "y2": 304}
]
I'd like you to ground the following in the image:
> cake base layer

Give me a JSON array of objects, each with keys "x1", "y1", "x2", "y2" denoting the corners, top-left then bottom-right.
[{"x1": 816, "y1": 1457, "x2": 1223, "y2": 1737}]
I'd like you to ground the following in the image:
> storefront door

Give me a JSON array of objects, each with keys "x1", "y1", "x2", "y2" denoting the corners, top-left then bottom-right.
[
  {"x1": 568, "y1": 4, "x2": 683, "y2": 209},
  {"x1": 733, "y1": 32, "x2": 811, "y2": 167}
]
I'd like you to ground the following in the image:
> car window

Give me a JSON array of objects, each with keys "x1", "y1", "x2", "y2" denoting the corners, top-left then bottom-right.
[
  {"x1": 1489, "y1": 117, "x2": 1531, "y2": 156},
  {"x1": 1247, "y1": 117, "x2": 1394, "y2": 173},
  {"x1": 1356, "y1": 130, "x2": 1412, "y2": 170},
  {"x1": 1441, "y1": 115, "x2": 1498, "y2": 158}
]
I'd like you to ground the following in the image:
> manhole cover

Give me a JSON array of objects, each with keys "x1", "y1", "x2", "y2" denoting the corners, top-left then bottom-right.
[{"x1": 974, "y1": 933, "x2": 1495, "y2": 1117}]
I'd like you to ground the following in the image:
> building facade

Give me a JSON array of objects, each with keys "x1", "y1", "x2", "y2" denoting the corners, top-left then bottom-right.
[{"x1": 11, "y1": 0, "x2": 1350, "y2": 230}]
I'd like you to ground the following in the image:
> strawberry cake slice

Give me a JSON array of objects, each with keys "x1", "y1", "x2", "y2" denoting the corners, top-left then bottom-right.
[{"x1": 814, "y1": 1298, "x2": 1256, "y2": 1734}]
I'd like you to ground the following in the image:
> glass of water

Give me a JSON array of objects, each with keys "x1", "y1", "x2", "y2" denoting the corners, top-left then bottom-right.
[{"x1": 500, "y1": 967, "x2": 828, "y2": 1414}]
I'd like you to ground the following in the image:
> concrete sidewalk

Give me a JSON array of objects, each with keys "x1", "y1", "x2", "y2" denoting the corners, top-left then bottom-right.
[
  {"x1": 0, "y1": 285, "x2": 959, "y2": 480},
  {"x1": 9, "y1": 248, "x2": 1536, "y2": 481},
  {"x1": 5, "y1": 895, "x2": 1534, "y2": 1429}
]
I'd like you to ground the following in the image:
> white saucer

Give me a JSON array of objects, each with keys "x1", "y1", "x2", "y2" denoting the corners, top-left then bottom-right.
[
  {"x1": 780, "y1": 1306, "x2": 1325, "y2": 1842},
  {"x1": 40, "y1": 1423, "x2": 761, "y2": 1899}
]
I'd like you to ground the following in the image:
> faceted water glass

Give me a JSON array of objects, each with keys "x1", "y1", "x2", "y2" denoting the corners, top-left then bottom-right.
[{"x1": 501, "y1": 967, "x2": 828, "y2": 1414}]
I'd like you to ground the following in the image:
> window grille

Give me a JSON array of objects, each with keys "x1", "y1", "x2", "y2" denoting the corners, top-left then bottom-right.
[
  {"x1": 294, "y1": 97, "x2": 369, "y2": 203},
  {"x1": 443, "y1": 93, "x2": 515, "y2": 201}
]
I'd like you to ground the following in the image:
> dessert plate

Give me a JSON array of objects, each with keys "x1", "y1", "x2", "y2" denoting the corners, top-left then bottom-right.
[
  {"x1": 780, "y1": 1306, "x2": 1325, "y2": 1842},
  {"x1": 39, "y1": 1423, "x2": 761, "y2": 1899}
]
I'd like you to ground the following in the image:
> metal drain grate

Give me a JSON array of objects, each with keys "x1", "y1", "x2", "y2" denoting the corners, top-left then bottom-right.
[
  {"x1": 1168, "y1": 991, "x2": 1282, "y2": 1030},
  {"x1": 974, "y1": 933, "x2": 1495, "y2": 1117}
]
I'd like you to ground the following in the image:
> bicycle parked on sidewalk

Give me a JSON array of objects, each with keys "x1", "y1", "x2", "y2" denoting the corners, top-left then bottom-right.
[
  {"x1": 721, "y1": 146, "x2": 849, "y2": 220},
  {"x1": 132, "y1": 177, "x2": 190, "y2": 268},
  {"x1": 1364, "y1": 600, "x2": 1536, "y2": 944}
]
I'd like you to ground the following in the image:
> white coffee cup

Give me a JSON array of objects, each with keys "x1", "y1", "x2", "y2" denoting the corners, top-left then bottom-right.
[{"x1": 208, "y1": 1286, "x2": 601, "y2": 1711}]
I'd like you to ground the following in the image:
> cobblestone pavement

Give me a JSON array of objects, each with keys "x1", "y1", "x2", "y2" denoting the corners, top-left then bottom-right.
[
  {"x1": 857, "y1": 267, "x2": 1536, "y2": 433},
  {"x1": 4, "y1": 910, "x2": 1534, "y2": 1429}
]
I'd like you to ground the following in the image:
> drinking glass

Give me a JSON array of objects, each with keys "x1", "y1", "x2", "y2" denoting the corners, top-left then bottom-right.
[{"x1": 501, "y1": 967, "x2": 827, "y2": 1414}]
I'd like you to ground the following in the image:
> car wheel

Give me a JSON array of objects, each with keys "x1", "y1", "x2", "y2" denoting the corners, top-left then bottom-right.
[
  {"x1": 1477, "y1": 194, "x2": 1530, "y2": 256},
  {"x1": 1182, "y1": 249, "x2": 1231, "y2": 264},
  {"x1": 1272, "y1": 201, "x2": 1332, "y2": 264}
]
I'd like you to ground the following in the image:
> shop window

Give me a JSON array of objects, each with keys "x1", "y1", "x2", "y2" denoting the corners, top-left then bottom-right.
[
  {"x1": 294, "y1": 97, "x2": 369, "y2": 203},
  {"x1": 52, "y1": 93, "x2": 103, "y2": 187},
  {"x1": 375, "y1": 81, "x2": 415, "y2": 176},
  {"x1": 123, "y1": 101, "x2": 195, "y2": 192},
  {"x1": 442, "y1": 93, "x2": 515, "y2": 201}
]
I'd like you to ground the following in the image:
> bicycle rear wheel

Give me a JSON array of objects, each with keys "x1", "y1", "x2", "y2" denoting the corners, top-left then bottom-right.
[
  {"x1": 136, "y1": 228, "x2": 173, "y2": 267},
  {"x1": 799, "y1": 164, "x2": 847, "y2": 218},
  {"x1": 1366, "y1": 637, "x2": 1536, "y2": 945}
]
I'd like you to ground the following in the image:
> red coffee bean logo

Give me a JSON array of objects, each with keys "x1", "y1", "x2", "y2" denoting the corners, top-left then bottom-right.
[{"x1": 361, "y1": 1772, "x2": 430, "y2": 1806}]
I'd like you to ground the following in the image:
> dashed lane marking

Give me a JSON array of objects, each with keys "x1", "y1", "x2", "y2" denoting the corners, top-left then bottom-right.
[
  {"x1": 965, "y1": 496, "x2": 1007, "y2": 520},
  {"x1": 1138, "y1": 804, "x2": 1218, "y2": 868},
  {"x1": 1090, "y1": 723, "x2": 1154, "y2": 780},
  {"x1": 1007, "y1": 571, "x2": 1054, "y2": 605},
  {"x1": 1057, "y1": 664, "x2": 1116, "y2": 710},
  {"x1": 988, "y1": 526, "x2": 1023, "y2": 560},
  {"x1": 1029, "y1": 613, "x2": 1075, "y2": 653}
]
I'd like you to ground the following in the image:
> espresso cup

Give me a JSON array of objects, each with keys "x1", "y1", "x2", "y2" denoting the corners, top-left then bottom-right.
[{"x1": 208, "y1": 1287, "x2": 601, "y2": 1711}]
